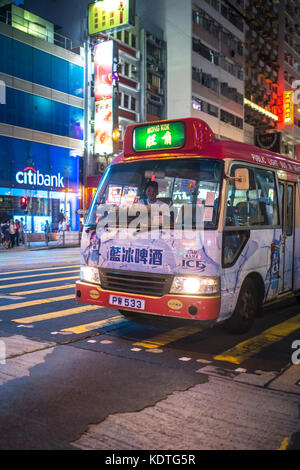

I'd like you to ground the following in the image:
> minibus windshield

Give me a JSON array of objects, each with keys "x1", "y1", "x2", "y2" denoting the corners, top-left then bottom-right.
[{"x1": 85, "y1": 158, "x2": 222, "y2": 230}]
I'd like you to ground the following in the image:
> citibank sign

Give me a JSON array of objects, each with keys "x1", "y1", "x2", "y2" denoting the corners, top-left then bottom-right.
[{"x1": 16, "y1": 167, "x2": 64, "y2": 188}]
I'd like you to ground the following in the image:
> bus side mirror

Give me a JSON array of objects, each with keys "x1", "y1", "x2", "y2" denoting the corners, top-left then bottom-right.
[{"x1": 234, "y1": 168, "x2": 249, "y2": 190}]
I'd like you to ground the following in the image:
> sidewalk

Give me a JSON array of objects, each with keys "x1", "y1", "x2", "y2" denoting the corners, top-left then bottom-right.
[
  {"x1": 0, "y1": 244, "x2": 81, "y2": 270},
  {"x1": 0, "y1": 230, "x2": 82, "y2": 252},
  {"x1": 0, "y1": 241, "x2": 79, "y2": 252}
]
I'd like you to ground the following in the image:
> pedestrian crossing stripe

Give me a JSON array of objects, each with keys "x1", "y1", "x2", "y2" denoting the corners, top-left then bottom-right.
[
  {"x1": 12, "y1": 304, "x2": 102, "y2": 324},
  {"x1": 214, "y1": 313, "x2": 300, "y2": 364},
  {"x1": 0, "y1": 275, "x2": 78, "y2": 290},
  {"x1": 59, "y1": 315, "x2": 126, "y2": 334},
  {"x1": 133, "y1": 325, "x2": 204, "y2": 349},
  {"x1": 0, "y1": 294, "x2": 74, "y2": 312},
  {"x1": 0, "y1": 269, "x2": 78, "y2": 282},
  {"x1": 10, "y1": 284, "x2": 75, "y2": 296},
  {"x1": 0, "y1": 265, "x2": 79, "y2": 276}
]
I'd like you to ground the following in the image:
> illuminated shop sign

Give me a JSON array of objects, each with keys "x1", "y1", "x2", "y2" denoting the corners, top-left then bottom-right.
[
  {"x1": 133, "y1": 121, "x2": 186, "y2": 152},
  {"x1": 94, "y1": 40, "x2": 118, "y2": 155},
  {"x1": 283, "y1": 90, "x2": 294, "y2": 125},
  {"x1": 88, "y1": 0, "x2": 135, "y2": 35},
  {"x1": 15, "y1": 166, "x2": 64, "y2": 188}
]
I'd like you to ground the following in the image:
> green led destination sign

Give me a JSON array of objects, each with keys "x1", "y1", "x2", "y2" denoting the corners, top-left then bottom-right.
[{"x1": 133, "y1": 121, "x2": 185, "y2": 152}]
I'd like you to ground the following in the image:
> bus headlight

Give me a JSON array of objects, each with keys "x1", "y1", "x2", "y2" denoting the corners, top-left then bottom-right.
[
  {"x1": 80, "y1": 266, "x2": 100, "y2": 284},
  {"x1": 170, "y1": 276, "x2": 220, "y2": 296}
]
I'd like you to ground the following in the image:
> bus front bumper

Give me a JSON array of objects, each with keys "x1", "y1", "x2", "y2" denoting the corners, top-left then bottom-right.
[{"x1": 75, "y1": 280, "x2": 220, "y2": 321}]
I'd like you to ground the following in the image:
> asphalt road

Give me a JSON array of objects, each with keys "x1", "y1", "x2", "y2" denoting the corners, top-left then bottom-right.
[{"x1": 0, "y1": 247, "x2": 299, "y2": 452}]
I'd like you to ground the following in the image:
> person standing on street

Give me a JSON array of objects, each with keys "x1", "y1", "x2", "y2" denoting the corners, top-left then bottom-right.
[
  {"x1": 15, "y1": 219, "x2": 20, "y2": 246},
  {"x1": 44, "y1": 220, "x2": 50, "y2": 245},
  {"x1": 19, "y1": 217, "x2": 25, "y2": 244},
  {"x1": 9, "y1": 219, "x2": 16, "y2": 248}
]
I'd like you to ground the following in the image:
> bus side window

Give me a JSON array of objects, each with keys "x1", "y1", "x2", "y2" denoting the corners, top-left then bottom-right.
[
  {"x1": 255, "y1": 169, "x2": 279, "y2": 226},
  {"x1": 226, "y1": 165, "x2": 279, "y2": 227},
  {"x1": 223, "y1": 230, "x2": 250, "y2": 267},
  {"x1": 226, "y1": 167, "x2": 257, "y2": 226}
]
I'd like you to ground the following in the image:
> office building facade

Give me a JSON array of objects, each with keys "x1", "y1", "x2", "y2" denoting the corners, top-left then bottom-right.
[{"x1": 0, "y1": 4, "x2": 84, "y2": 230}]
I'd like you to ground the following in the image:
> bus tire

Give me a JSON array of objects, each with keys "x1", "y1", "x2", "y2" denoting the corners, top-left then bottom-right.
[{"x1": 226, "y1": 278, "x2": 258, "y2": 334}]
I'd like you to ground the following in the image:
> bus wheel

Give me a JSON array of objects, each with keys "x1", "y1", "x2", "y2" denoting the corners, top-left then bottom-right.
[{"x1": 226, "y1": 278, "x2": 258, "y2": 334}]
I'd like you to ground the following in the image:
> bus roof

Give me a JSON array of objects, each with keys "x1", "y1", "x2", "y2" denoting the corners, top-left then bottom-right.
[{"x1": 113, "y1": 117, "x2": 300, "y2": 176}]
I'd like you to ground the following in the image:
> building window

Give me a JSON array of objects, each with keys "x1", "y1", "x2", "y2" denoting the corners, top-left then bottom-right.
[
  {"x1": 220, "y1": 109, "x2": 243, "y2": 129},
  {"x1": 192, "y1": 96, "x2": 219, "y2": 117},
  {"x1": 192, "y1": 67, "x2": 219, "y2": 93},
  {"x1": 131, "y1": 97, "x2": 136, "y2": 111},
  {"x1": 131, "y1": 33, "x2": 136, "y2": 48},
  {"x1": 123, "y1": 94, "x2": 129, "y2": 109}
]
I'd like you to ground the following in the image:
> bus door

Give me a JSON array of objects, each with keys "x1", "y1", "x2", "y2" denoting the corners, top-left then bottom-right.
[{"x1": 279, "y1": 182, "x2": 295, "y2": 293}]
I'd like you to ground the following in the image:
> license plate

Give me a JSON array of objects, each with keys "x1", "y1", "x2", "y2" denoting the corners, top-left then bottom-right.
[{"x1": 109, "y1": 295, "x2": 145, "y2": 310}]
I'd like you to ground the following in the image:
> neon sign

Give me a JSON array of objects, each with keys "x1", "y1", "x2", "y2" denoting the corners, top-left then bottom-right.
[
  {"x1": 88, "y1": 0, "x2": 134, "y2": 35},
  {"x1": 94, "y1": 41, "x2": 118, "y2": 155},
  {"x1": 133, "y1": 121, "x2": 185, "y2": 152},
  {"x1": 284, "y1": 90, "x2": 294, "y2": 125},
  {"x1": 15, "y1": 166, "x2": 64, "y2": 188}
]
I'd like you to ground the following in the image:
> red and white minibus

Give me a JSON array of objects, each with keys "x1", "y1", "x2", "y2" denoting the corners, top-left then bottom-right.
[{"x1": 76, "y1": 118, "x2": 300, "y2": 333}]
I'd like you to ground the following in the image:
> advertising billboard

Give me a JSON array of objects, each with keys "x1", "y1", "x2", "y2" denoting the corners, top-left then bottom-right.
[
  {"x1": 94, "y1": 40, "x2": 118, "y2": 156},
  {"x1": 283, "y1": 90, "x2": 294, "y2": 125},
  {"x1": 0, "y1": 136, "x2": 80, "y2": 192},
  {"x1": 88, "y1": 0, "x2": 135, "y2": 35}
]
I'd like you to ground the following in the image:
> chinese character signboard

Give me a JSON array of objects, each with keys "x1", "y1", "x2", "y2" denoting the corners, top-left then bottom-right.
[
  {"x1": 133, "y1": 121, "x2": 186, "y2": 152},
  {"x1": 94, "y1": 40, "x2": 118, "y2": 155},
  {"x1": 88, "y1": 0, "x2": 135, "y2": 35},
  {"x1": 109, "y1": 246, "x2": 163, "y2": 266},
  {"x1": 283, "y1": 90, "x2": 294, "y2": 125}
]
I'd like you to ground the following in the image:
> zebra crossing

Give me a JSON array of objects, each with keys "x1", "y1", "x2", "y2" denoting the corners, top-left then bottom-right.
[{"x1": 0, "y1": 264, "x2": 300, "y2": 370}]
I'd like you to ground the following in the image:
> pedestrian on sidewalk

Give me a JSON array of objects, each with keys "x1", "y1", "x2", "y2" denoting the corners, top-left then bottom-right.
[
  {"x1": 1, "y1": 220, "x2": 10, "y2": 248},
  {"x1": 15, "y1": 219, "x2": 20, "y2": 246},
  {"x1": 9, "y1": 219, "x2": 16, "y2": 248},
  {"x1": 44, "y1": 220, "x2": 50, "y2": 245},
  {"x1": 19, "y1": 217, "x2": 25, "y2": 244}
]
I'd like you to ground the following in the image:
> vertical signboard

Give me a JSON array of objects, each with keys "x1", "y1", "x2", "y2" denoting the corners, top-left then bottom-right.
[
  {"x1": 94, "y1": 40, "x2": 118, "y2": 155},
  {"x1": 283, "y1": 90, "x2": 294, "y2": 125},
  {"x1": 89, "y1": 0, "x2": 135, "y2": 35}
]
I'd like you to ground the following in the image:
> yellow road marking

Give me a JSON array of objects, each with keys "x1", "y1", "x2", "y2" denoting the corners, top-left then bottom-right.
[
  {"x1": 277, "y1": 437, "x2": 291, "y2": 450},
  {"x1": 214, "y1": 313, "x2": 300, "y2": 364},
  {"x1": 10, "y1": 284, "x2": 75, "y2": 296},
  {"x1": 0, "y1": 269, "x2": 78, "y2": 282},
  {"x1": 133, "y1": 325, "x2": 204, "y2": 349},
  {"x1": 0, "y1": 294, "x2": 74, "y2": 311},
  {"x1": 12, "y1": 304, "x2": 101, "y2": 324},
  {"x1": 60, "y1": 315, "x2": 125, "y2": 334},
  {"x1": 0, "y1": 265, "x2": 79, "y2": 275},
  {"x1": 0, "y1": 275, "x2": 78, "y2": 290}
]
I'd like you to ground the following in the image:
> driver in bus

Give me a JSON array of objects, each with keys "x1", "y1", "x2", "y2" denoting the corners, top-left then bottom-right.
[{"x1": 143, "y1": 181, "x2": 165, "y2": 205}]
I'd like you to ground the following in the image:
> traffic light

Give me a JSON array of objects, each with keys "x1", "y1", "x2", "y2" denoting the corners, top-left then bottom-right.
[{"x1": 20, "y1": 196, "x2": 27, "y2": 210}]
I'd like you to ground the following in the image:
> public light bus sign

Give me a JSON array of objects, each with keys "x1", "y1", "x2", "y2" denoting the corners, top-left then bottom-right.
[
  {"x1": 133, "y1": 121, "x2": 186, "y2": 152},
  {"x1": 284, "y1": 90, "x2": 294, "y2": 125}
]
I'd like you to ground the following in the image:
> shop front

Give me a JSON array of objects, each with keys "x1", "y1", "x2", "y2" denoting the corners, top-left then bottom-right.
[{"x1": 0, "y1": 136, "x2": 81, "y2": 232}]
